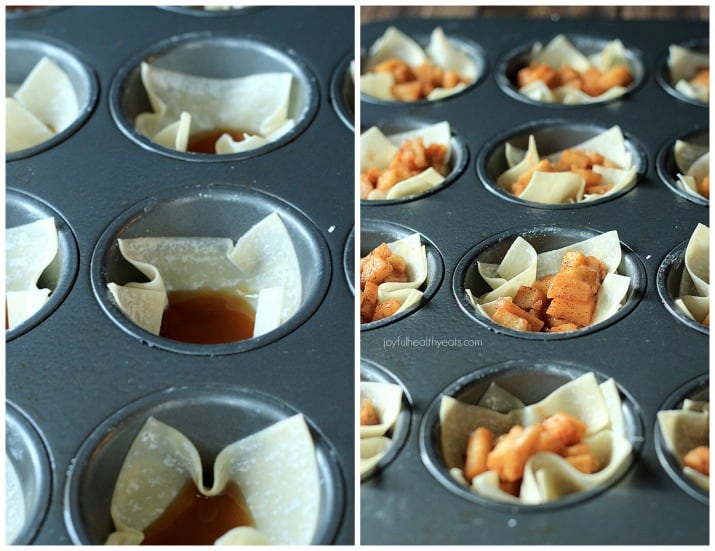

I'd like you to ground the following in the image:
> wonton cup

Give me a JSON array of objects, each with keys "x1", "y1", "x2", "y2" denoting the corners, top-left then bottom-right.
[
  {"x1": 107, "y1": 212, "x2": 301, "y2": 340},
  {"x1": 440, "y1": 372, "x2": 633, "y2": 504},
  {"x1": 360, "y1": 381, "x2": 403, "y2": 478},
  {"x1": 674, "y1": 140, "x2": 709, "y2": 201},
  {"x1": 361, "y1": 121, "x2": 452, "y2": 200},
  {"x1": 466, "y1": 230, "x2": 631, "y2": 332},
  {"x1": 516, "y1": 35, "x2": 635, "y2": 104},
  {"x1": 361, "y1": 26, "x2": 478, "y2": 102},
  {"x1": 674, "y1": 224, "x2": 709, "y2": 325},
  {"x1": 6, "y1": 56, "x2": 79, "y2": 153},
  {"x1": 668, "y1": 44, "x2": 709, "y2": 103},
  {"x1": 496, "y1": 125, "x2": 637, "y2": 204},
  {"x1": 658, "y1": 399, "x2": 709, "y2": 492},
  {"x1": 106, "y1": 414, "x2": 320, "y2": 545},
  {"x1": 136, "y1": 62, "x2": 294, "y2": 154},
  {"x1": 6, "y1": 218, "x2": 58, "y2": 330}
]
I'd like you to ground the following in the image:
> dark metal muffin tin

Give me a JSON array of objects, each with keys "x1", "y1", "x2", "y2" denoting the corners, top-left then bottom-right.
[
  {"x1": 6, "y1": 6, "x2": 353, "y2": 544},
  {"x1": 360, "y1": 16, "x2": 708, "y2": 545}
]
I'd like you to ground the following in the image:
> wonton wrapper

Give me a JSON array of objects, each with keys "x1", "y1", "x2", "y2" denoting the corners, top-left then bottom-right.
[
  {"x1": 106, "y1": 414, "x2": 320, "y2": 545},
  {"x1": 360, "y1": 381, "x2": 403, "y2": 478},
  {"x1": 668, "y1": 45, "x2": 709, "y2": 102},
  {"x1": 675, "y1": 223, "x2": 710, "y2": 324},
  {"x1": 362, "y1": 26, "x2": 477, "y2": 102},
  {"x1": 361, "y1": 121, "x2": 452, "y2": 200},
  {"x1": 6, "y1": 218, "x2": 59, "y2": 330},
  {"x1": 107, "y1": 212, "x2": 301, "y2": 338},
  {"x1": 467, "y1": 230, "x2": 630, "y2": 329},
  {"x1": 674, "y1": 140, "x2": 709, "y2": 200},
  {"x1": 497, "y1": 126, "x2": 636, "y2": 204},
  {"x1": 518, "y1": 35, "x2": 634, "y2": 104},
  {"x1": 658, "y1": 400, "x2": 709, "y2": 491},
  {"x1": 136, "y1": 63, "x2": 294, "y2": 154},
  {"x1": 440, "y1": 372, "x2": 633, "y2": 504},
  {"x1": 6, "y1": 57, "x2": 79, "y2": 153}
]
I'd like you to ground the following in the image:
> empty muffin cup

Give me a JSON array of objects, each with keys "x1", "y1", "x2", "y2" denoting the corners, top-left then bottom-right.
[
  {"x1": 477, "y1": 119, "x2": 646, "y2": 208},
  {"x1": 656, "y1": 237, "x2": 709, "y2": 335},
  {"x1": 419, "y1": 359, "x2": 644, "y2": 512},
  {"x1": 109, "y1": 31, "x2": 318, "y2": 161},
  {"x1": 654, "y1": 373, "x2": 709, "y2": 504},
  {"x1": 496, "y1": 33, "x2": 645, "y2": 107},
  {"x1": 6, "y1": 33, "x2": 98, "y2": 160},
  {"x1": 360, "y1": 358, "x2": 413, "y2": 480},
  {"x1": 656, "y1": 127, "x2": 709, "y2": 206},
  {"x1": 6, "y1": 188, "x2": 79, "y2": 341},
  {"x1": 63, "y1": 385, "x2": 346, "y2": 545},
  {"x1": 453, "y1": 225, "x2": 646, "y2": 339},
  {"x1": 361, "y1": 117, "x2": 469, "y2": 204},
  {"x1": 360, "y1": 219, "x2": 444, "y2": 330},
  {"x1": 6, "y1": 401, "x2": 53, "y2": 545},
  {"x1": 329, "y1": 52, "x2": 354, "y2": 131},
  {"x1": 90, "y1": 183, "x2": 331, "y2": 355},
  {"x1": 656, "y1": 38, "x2": 709, "y2": 107}
]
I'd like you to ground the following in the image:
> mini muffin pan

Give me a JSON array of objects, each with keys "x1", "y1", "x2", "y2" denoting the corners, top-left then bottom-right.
[
  {"x1": 6, "y1": 6, "x2": 353, "y2": 544},
  {"x1": 360, "y1": 16, "x2": 708, "y2": 545}
]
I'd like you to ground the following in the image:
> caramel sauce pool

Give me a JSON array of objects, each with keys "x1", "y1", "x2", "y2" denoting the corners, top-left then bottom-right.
[
  {"x1": 141, "y1": 481, "x2": 254, "y2": 545},
  {"x1": 186, "y1": 129, "x2": 251, "y2": 154},
  {"x1": 159, "y1": 289, "x2": 255, "y2": 344}
]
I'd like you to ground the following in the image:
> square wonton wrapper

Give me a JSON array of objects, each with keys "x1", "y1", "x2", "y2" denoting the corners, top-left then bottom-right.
[
  {"x1": 364, "y1": 233, "x2": 428, "y2": 320},
  {"x1": 361, "y1": 26, "x2": 477, "y2": 102},
  {"x1": 675, "y1": 223, "x2": 710, "y2": 324},
  {"x1": 107, "y1": 212, "x2": 301, "y2": 338},
  {"x1": 669, "y1": 44, "x2": 709, "y2": 102},
  {"x1": 497, "y1": 125, "x2": 636, "y2": 204},
  {"x1": 361, "y1": 121, "x2": 452, "y2": 200},
  {"x1": 6, "y1": 56, "x2": 79, "y2": 153},
  {"x1": 674, "y1": 139, "x2": 709, "y2": 200},
  {"x1": 106, "y1": 414, "x2": 320, "y2": 545},
  {"x1": 136, "y1": 63, "x2": 295, "y2": 154},
  {"x1": 360, "y1": 381, "x2": 403, "y2": 478},
  {"x1": 467, "y1": 230, "x2": 631, "y2": 329},
  {"x1": 519, "y1": 34, "x2": 634, "y2": 104},
  {"x1": 440, "y1": 372, "x2": 633, "y2": 504},
  {"x1": 6, "y1": 217, "x2": 59, "y2": 330}
]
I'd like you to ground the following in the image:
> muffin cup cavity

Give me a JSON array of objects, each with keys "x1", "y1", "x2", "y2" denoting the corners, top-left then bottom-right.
[
  {"x1": 477, "y1": 119, "x2": 646, "y2": 209},
  {"x1": 419, "y1": 359, "x2": 644, "y2": 512},
  {"x1": 63, "y1": 385, "x2": 346, "y2": 545},
  {"x1": 90, "y1": 183, "x2": 331, "y2": 355},
  {"x1": 6, "y1": 188, "x2": 79, "y2": 341},
  {"x1": 360, "y1": 219, "x2": 445, "y2": 331},
  {"x1": 496, "y1": 33, "x2": 645, "y2": 107},
  {"x1": 157, "y1": 6, "x2": 265, "y2": 17},
  {"x1": 6, "y1": 402, "x2": 53, "y2": 545},
  {"x1": 6, "y1": 6, "x2": 66, "y2": 19},
  {"x1": 343, "y1": 226, "x2": 355, "y2": 294},
  {"x1": 329, "y1": 52, "x2": 354, "y2": 131},
  {"x1": 6, "y1": 33, "x2": 98, "y2": 160},
  {"x1": 656, "y1": 127, "x2": 709, "y2": 206},
  {"x1": 453, "y1": 225, "x2": 647, "y2": 340},
  {"x1": 108, "y1": 31, "x2": 319, "y2": 162},
  {"x1": 656, "y1": 38, "x2": 709, "y2": 107}
]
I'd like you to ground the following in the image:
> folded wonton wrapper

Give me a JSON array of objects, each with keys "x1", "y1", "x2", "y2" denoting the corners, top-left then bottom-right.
[
  {"x1": 440, "y1": 372, "x2": 633, "y2": 504},
  {"x1": 107, "y1": 213, "x2": 301, "y2": 338},
  {"x1": 675, "y1": 223, "x2": 709, "y2": 324},
  {"x1": 497, "y1": 125, "x2": 637, "y2": 204},
  {"x1": 658, "y1": 399, "x2": 709, "y2": 491},
  {"x1": 668, "y1": 44, "x2": 709, "y2": 102},
  {"x1": 361, "y1": 26, "x2": 477, "y2": 101},
  {"x1": 466, "y1": 230, "x2": 631, "y2": 329},
  {"x1": 6, "y1": 217, "x2": 59, "y2": 330},
  {"x1": 361, "y1": 121, "x2": 452, "y2": 200},
  {"x1": 6, "y1": 56, "x2": 79, "y2": 153},
  {"x1": 106, "y1": 414, "x2": 320, "y2": 545},
  {"x1": 674, "y1": 140, "x2": 709, "y2": 200},
  {"x1": 360, "y1": 381, "x2": 403, "y2": 478},
  {"x1": 136, "y1": 62, "x2": 295, "y2": 154},
  {"x1": 518, "y1": 35, "x2": 634, "y2": 104}
]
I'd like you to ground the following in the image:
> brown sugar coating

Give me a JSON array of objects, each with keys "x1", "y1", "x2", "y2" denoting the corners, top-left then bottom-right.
[
  {"x1": 517, "y1": 62, "x2": 634, "y2": 97},
  {"x1": 360, "y1": 243, "x2": 409, "y2": 323},
  {"x1": 372, "y1": 57, "x2": 472, "y2": 101}
]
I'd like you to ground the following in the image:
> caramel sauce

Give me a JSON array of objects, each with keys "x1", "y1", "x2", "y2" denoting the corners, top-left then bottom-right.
[
  {"x1": 141, "y1": 481, "x2": 254, "y2": 545},
  {"x1": 159, "y1": 289, "x2": 255, "y2": 344},
  {"x1": 186, "y1": 129, "x2": 253, "y2": 154}
]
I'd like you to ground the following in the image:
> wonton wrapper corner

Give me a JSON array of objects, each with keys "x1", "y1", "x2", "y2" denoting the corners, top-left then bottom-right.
[
  {"x1": 106, "y1": 413, "x2": 320, "y2": 545},
  {"x1": 107, "y1": 212, "x2": 302, "y2": 339},
  {"x1": 674, "y1": 139, "x2": 709, "y2": 201},
  {"x1": 668, "y1": 44, "x2": 709, "y2": 103},
  {"x1": 360, "y1": 381, "x2": 403, "y2": 478},
  {"x1": 675, "y1": 223, "x2": 710, "y2": 324}
]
